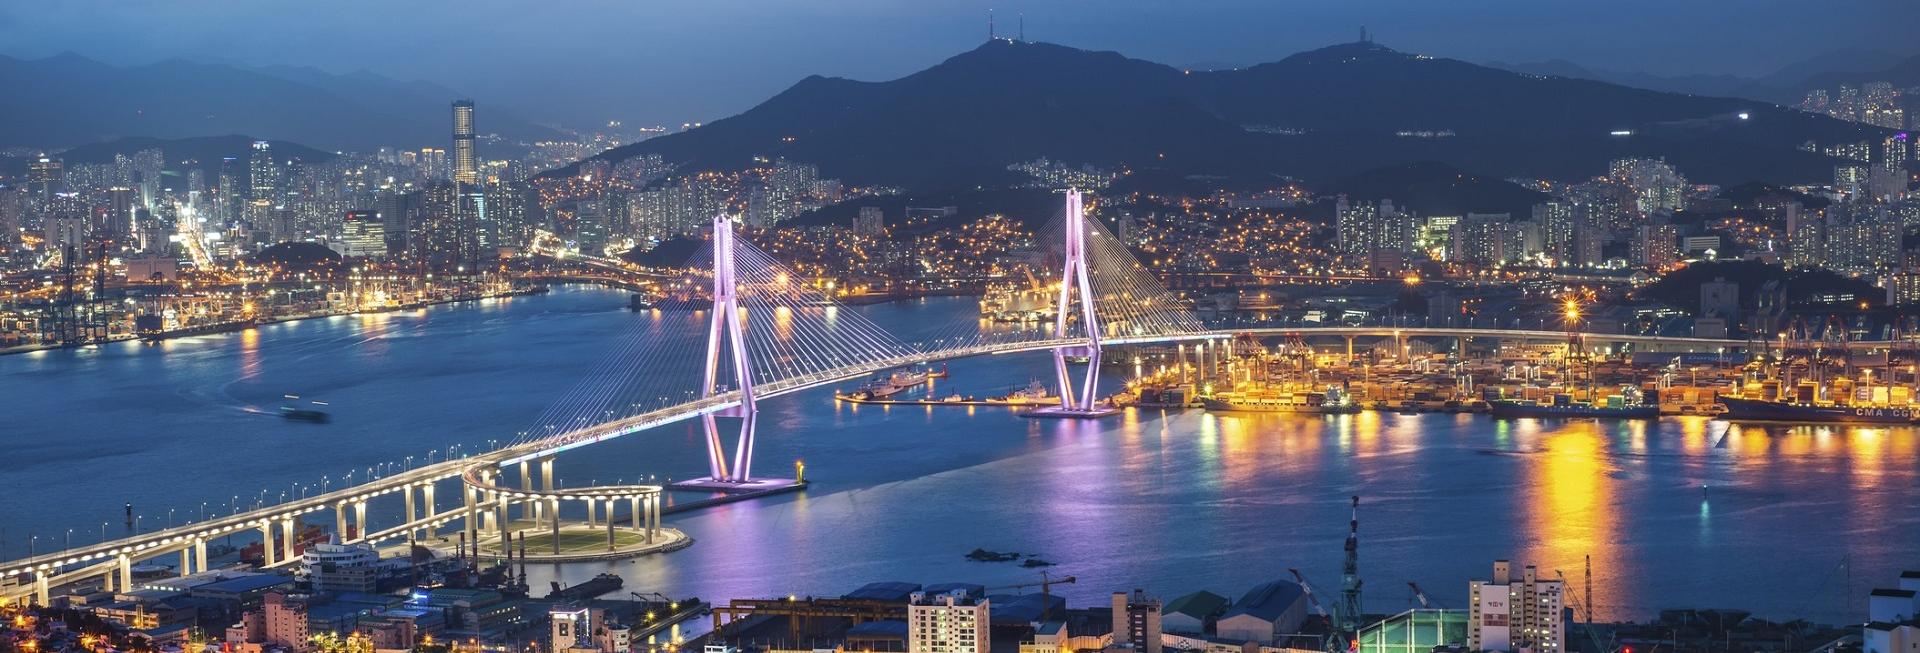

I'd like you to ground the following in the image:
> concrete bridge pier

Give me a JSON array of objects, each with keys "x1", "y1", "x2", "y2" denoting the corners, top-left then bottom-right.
[
  {"x1": 418, "y1": 484, "x2": 436, "y2": 540},
  {"x1": 549, "y1": 497, "x2": 561, "y2": 554},
  {"x1": 335, "y1": 501, "x2": 348, "y2": 540},
  {"x1": 520, "y1": 460, "x2": 535, "y2": 520},
  {"x1": 463, "y1": 485, "x2": 479, "y2": 556},
  {"x1": 259, "y1": 523, "x2": 277, "y2": 567},
  {"x1": 353, "y1": 501, "x2": 367, "y2": 542}
]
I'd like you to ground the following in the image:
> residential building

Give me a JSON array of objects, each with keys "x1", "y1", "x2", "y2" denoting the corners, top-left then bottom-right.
[
  {"x1": 909, "y1": 589, "x2": 990, "y2": 653},
  {"x1": 1111, "y1": 590, "x2": 1162, "y2": 653},
  {"x1": 1467, "y1": 560, "x2": 1564, "y2": 653}
]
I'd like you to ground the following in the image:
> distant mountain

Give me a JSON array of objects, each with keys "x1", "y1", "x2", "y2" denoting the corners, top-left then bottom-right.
[
  {"x1": 0, "y1": 52, "x2": 561, "y2": 151},
  {"x1": 1488, "y1": 48, "x2": 1905, "y2": 103},
  {"x1": 568, "y1": 40, "x2": 1884, "y2": 191}
]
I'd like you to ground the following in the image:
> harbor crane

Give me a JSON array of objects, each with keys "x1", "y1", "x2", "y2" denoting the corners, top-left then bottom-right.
[{"x1": 987, "y1": 572, "x2": 1076, "y2": 622}]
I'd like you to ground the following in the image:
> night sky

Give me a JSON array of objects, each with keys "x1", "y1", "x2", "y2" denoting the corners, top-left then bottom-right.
[{"x1": 3, "y1": 0, "x2": 1916, "y2": 127}]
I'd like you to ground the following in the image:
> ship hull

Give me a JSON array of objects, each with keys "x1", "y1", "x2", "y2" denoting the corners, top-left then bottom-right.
[
  {"x1": 1489, "y1": 401, "x2": 1658, "y2": 419},
  {"x1": 1717, "y1": 397, "x2": 1919, "y2": 425},
  {"x1": 1201, "y1": 398, "x2": 1362, "y2": 414}
]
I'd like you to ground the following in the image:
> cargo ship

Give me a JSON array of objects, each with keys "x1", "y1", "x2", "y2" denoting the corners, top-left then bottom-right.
[
  {"x1": 547, "y1": 572, "x2": 624, "y2": 601},
  {"x1": 1490, "y1": 388, "x2": 1658, "y2": 420},
  {"x1": 1202, "y1": 386, "x2": 1361, "y2": 414},
  {"x1": 1716, "y1": 396, "x2": 1920, "y2": 425}
]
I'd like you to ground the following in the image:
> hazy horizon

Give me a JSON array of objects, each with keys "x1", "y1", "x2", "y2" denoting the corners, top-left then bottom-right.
[{"x1": 4, "y1": 0, "x2": 1918, "y2": 130}]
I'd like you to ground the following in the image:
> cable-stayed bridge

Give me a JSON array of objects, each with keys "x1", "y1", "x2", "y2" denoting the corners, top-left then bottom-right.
[{"x1": 0, "y1": 190, "x2": 1898, "y2": 605}]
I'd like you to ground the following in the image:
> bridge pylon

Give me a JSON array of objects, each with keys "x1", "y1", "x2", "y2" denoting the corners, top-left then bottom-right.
[
  {"x1": 1032, "y1": 189, "x2": 1118, "y2": 418},
  {"x1": 697, "y1": 214, "x2": 758, "y2": 483}
]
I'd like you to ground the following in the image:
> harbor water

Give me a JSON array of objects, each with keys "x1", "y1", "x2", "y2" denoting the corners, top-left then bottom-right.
[{"x1": 1, "y1": 286, "x2": 1914, "y2": 623}]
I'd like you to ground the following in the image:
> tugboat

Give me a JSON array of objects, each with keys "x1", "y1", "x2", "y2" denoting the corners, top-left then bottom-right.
[
  {"x1": 280, "y1": 395, "x2": 331, "y2": 423},
  {"x1": 1489, "y1": 386, "x2": 1658, "y2": 420}
]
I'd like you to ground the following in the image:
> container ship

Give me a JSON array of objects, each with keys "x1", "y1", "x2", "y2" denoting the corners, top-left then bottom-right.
[
  {"x1": 1490, "y1": 387, "x2": 1658, "y2": 420},
  {"x1": 1201, "y1": 386, "x2": 1361, "y2": 414},
  {"x1": 1717, "y1": 379, "x2": 1920, "y2": 425},
  {"x1": 1717, "y1": 396, "x2": 1919, "y2": 424}
]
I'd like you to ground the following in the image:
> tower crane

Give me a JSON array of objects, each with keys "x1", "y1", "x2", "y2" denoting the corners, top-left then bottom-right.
[{"x1": 986, "y1": 572, "x2": 1076, "y2": 622}]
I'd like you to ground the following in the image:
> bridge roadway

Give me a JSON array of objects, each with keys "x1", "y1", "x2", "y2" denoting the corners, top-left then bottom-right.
[{"x1": 2, "y1": 326, "x2": 1903, "y2": 603}]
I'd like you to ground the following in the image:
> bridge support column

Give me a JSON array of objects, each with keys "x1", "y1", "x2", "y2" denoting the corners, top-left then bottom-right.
[
  {"x1": 1046, "y1": 189, "x2": 1106, "y2": 415},
  {"x1": 698, "y1": 214, "x2": 759, "y2": 483},
  {"x1": 1346, "y1": 336, "x2": 1356, "y2": 364},
  {"x1": 404, "y1": 485, "x2": 417, "y2": 533},
  {"x1": 550, "y1": 497, "x2": 561, "y2": 555},
  {"x1": 463, "y1": 486, "x2": 478, "y2": 555},
  {"x1": 280, "y1": 516, "x2": 295, "y2": 563},
  {"x1": 520, "y1": 461, "x2": 535, "y2": 521},
  {"x1": 649, "y1": 495, "x2": 660, "y2": 543},
  {"x1": 118, "y1": 554, "x2": 132, "y2": 590},
  {"x1": 259, "y1": 524, "x2": 277, "y2": 567},
  {"x1": 335, "y1": 502, "x2": 348, "y2": 540},
  {"x1": 420, "y1": 484, "x2": 436, "y2": 540},
  {"x1": 34, "y1": 573, "x2": 50, "y2": 607},
  {"x1": 630, "y1": 496, "x2": 642, "y2": 534},
  {"x1": 605, "y1": 501, "x2": 616, "y2": 551},
  {"x1": 179, "y1": 549, "x2": 191, "y2": 577},
  {"x1": 194, "y1": 539, "x2": 206, "y2": 574},
  {"x1": 353, "y1": 501, "x2": 368, "y2": 542}
]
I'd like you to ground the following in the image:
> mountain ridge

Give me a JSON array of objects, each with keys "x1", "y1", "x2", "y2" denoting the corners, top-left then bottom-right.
[{"x1": 564, "y1": 39, "x2": 1886, "y2": 190}]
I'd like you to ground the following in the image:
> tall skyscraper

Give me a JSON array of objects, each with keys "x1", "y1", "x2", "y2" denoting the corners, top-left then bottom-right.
[{"x1": 452, "y1": 100, "x2": 477, "y2": 185}]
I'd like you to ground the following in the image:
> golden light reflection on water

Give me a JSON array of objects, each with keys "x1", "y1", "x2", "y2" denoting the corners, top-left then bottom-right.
[{"x1": 1523, "y1": 420, "x2": 1621, "y2": 620}]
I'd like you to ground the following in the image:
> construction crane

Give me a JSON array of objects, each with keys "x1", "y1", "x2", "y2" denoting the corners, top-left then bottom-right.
[
  {"x1": 1557, "y1": 570, "x2": 1609, "y2": 653},
  {"x1": 1290, "y1": 568, "x2": 1347, "y2": 653},
  {"x1": 1288, "y1": 569, "x2": 1333, "y2": 621},
  {"x1": 1339, "y1": 496, "x2": 1363, "y2": 640},
  {"x1": 1406, "y1": 582, "x2": 1438, "y2": 609},
  {"x1": 987, "y1": 571, "x2": 1076, "y2": 622}
]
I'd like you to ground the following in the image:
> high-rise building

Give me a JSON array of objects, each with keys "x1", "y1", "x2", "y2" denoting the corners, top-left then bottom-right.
[
  {"x1": 1468, "y1": 560, "x2": 1564, "y2": 653},
  {"x1": 1532, "y1": 202, "x2": 1575, "y2": 264},
  {"x1": 1111, "y1": 590, "x2": 1163, "y2": 653},
  {"x1": 484, "y1": 181, "x2": 531, "y2": 252},
  {"x1": 909, "y1": 590, "x2": 990, "y2": 653},
  {"x1": 1787, "y1": 209, "x2": 1826, "y2": 269},
  {"x1": 1336, "y1": 195, "x2": 1377, "y2": 256},
  {"x1": 28, "y1": 156, "x2": 63, "y2": 198},
  {"x1": 1886, "y1": 271, "x2": 1920, "y2": 306},
  {"x1": 855, "y1": 206, "x2": 886, "y2": 236},
  {"x1": 452, "y1": 100, "x2": 477, "y2": 185},
  {"x1": 1450, "y1": 213, "x2": 1513, "y2": 265},
  {"x1": 1634, "y1": 223, "x2": 1679, "y2": 269},
  {"x1": 339, "y1": 211, "x2": 388, "y2": 258}
]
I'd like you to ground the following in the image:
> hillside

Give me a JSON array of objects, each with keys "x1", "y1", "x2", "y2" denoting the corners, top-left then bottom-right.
[
  {"x1": 1324, "y1": 161, "x2": 1548, "y2": 217},
  {"x1": 564, "y1": 40, "x2": 1885, "y2": 191},
  {"x1": 0, "y1": 52, "x2": 561, "y2": 150}
]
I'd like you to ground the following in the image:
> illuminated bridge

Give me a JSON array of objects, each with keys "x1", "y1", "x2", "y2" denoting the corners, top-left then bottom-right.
[{"x1": 1, "y1": 191, "x2": 1903, "y2": 605}]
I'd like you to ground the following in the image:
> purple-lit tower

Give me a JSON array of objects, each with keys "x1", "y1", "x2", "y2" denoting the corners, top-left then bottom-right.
[
  {"x1": 700, "y1": 214, "x2": 758, "y2": 483},
  {"x1": 1050, "y1": 189, "x2": 1105, "y2": 412}
]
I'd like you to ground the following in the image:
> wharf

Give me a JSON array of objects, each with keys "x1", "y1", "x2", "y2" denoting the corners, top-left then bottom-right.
[{"x1": 666, "y1": 478, "x2": 808, "y2": 512}]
